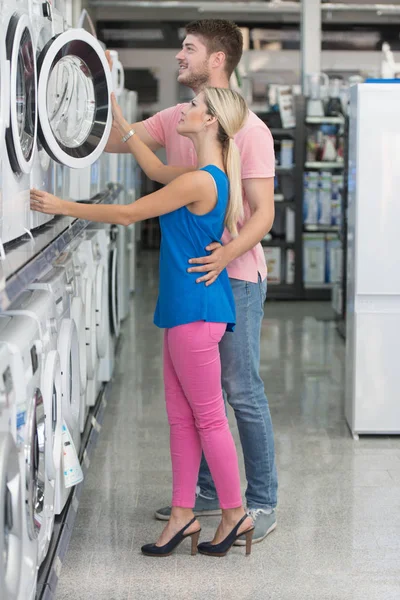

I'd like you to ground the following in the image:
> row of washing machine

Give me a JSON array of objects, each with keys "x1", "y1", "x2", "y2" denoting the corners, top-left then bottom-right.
[
  {"x1": 0, "y1": 0, "x2": 114, "y2": 246},
  {"x1": 0, "y1": 223, "x2": 121, "y2": 599}
]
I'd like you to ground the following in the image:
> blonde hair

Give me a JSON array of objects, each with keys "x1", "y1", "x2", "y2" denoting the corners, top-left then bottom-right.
[{"x1": 203, "y1": 87, "x2": 248, "y2": 237}]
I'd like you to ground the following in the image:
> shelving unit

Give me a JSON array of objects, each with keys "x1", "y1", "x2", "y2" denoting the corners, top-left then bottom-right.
[{"x1": 255, "y1": 96, "x2": 345, "y2": 301}]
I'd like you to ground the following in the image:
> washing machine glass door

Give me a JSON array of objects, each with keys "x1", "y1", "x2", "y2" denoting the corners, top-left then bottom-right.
[
  {"x1": 37, "y1": 29, "x2": 112, "y2": 169},
  {"x1": 109, "y1": 243, "x2": 121, "y2": 339},
  {"x1": 71, "y1": 297, "x2": 87, "y2": 395},
  {"x1": 24, "y1": 389, "x2": 45, "y2": 540},
  {"x1": 5, "y1": 14, "x2": 37, "y2": 175},
  {"x1": 42, "y1": 351, "x2": 62, "y2": 482},
  {"x1": 0, "y1": 433, "x2": 22, "y2": 600},
  {"x1": 57, "y1": 319, "x2": 81, "y2": 439},
  {"x1": 95, "y1": 263, "x2": 107, "y2": 358}
]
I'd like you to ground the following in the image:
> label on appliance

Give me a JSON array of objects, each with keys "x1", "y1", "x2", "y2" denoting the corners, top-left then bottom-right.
[{"x1": 16, "y1": 411, "x2": 26, "y2": 446}]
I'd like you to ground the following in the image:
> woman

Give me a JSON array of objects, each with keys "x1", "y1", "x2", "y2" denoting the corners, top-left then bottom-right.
[{"x1": 31, "y1": 88, "x2": 254, "y2": 557}]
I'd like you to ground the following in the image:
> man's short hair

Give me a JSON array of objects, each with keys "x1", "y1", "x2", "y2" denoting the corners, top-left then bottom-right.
[{"x1": 185, "y1": 19, "x2": 243, "y2": 79}]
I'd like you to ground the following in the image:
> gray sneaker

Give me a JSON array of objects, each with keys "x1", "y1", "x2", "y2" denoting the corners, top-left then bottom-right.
[
  {"x1": 234, "y1": 509, "x2": 277, "y2": 545},
  {"x1": 154, "y1": 493, "x2": 221, "y2": 521}
]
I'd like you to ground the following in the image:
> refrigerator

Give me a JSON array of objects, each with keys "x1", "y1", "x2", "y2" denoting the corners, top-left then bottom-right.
[{"x1": 345, "y1": 83, "x2": 400, "y2": 437}]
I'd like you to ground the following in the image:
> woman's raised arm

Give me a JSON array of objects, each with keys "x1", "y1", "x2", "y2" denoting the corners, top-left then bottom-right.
[{"x1": 111, "y1": 94, "x2": 195, "y2": 185}]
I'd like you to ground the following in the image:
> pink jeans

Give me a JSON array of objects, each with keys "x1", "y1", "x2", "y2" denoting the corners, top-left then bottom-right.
[{"x1": 164, "y1": 321, "x2": 242, "y2": 510}]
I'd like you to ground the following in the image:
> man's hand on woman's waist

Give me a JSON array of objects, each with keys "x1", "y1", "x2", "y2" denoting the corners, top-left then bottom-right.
[{"x1": 187, "y1": 242, "x2": 232, "y2": 286}]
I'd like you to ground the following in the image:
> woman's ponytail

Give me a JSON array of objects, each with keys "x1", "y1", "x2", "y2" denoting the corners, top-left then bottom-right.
[
  {"x1": 204, "y1": 88, "x2": 248, "y2": 237},
  {"x1": 224, "y1": 138, "x2": 243, "y2": 237}
]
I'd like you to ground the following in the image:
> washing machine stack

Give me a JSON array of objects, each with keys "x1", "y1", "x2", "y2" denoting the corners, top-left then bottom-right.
[{"x1": 0, "y1": 2, "x2": 132, "y2": 598}]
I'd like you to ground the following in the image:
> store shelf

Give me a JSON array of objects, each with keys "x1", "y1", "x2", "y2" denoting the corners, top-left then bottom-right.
[
  {"x1": 303, "y1": 225, "x2": 340, "y2": 233},
  {"x1": 304, "y1": 282, "x2": 333, "y2": 290},
  {"x1": 275, "y1": 199, "x2": 296, "y2": 208},
  {"x1": 303, "y1": 286, "x2": 333, "y2": 301},
  {"x1": 0, "y1": 184, "x2": 123, "y2": 311},
  {"x1": 305, "y1": 161, "x2": 344, "y2": 170},
  {"x1": 270, "y1": 128, "x2": 296, "y2": 137},
  {"x1": 306, "y1": 116, "x2": 345, "y2": 125},
  {"x1": 262, "y1": 239, "x2": 295, "y2": 249},
  {"x1": 266, "y1": 283, "x2": 298, "y2": 300},
  {"x1": 276, "y1": 165, "x2": 295, "y2": 173}
]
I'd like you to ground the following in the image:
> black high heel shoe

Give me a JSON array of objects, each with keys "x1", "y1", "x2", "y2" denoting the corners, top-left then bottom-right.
[
  {"x1": 197, "y1": 514, "x2": 254, "y2": 557},
  {"x1": 141, "y1": 517, "x2": 201, "y2": 557}
]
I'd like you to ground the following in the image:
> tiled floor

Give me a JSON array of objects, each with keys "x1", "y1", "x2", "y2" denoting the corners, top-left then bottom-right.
[{"x1": 56, "y1": 253, "x2": 400, "y2": 600}]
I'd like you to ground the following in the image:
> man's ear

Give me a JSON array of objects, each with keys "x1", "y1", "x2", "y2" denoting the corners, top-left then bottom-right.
[{"x1": 210, "y1": 51, "x2": 226, "y2": 71}]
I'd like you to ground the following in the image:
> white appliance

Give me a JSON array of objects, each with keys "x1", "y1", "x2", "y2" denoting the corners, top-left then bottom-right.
[
  {"x1": 28, "y1": 0, "x2": 55, "y2": 230},
  {"x1": 0, "y1": 344, "x2": 22, "y2": 600},
  {"x1": 346, "y1": 84, "x2": 400, "y2": 437},
  {"x1": 5, "y1": 289, "x2": 63, "y2": 564},
  {"x1": 306, "y1": 72, "x2": 328, "y2": 118},
  {"x1": 0, "y1": 315, "x2": 46, "y2": 600},
  {"x1": 99, "y1": 225, "x2": 121, "y2": 383},
  {"x1": 36, "y1": 22, "x2": 113, "y2": 201},
  {"x1": 30, "y1": 268, "x2": 81, "y2": 513},
  {"x1": 72, "y1": 236, "x2": 100, "y2": 407},
  {"x1": 53, "y1": 249, "x2": 88, "y2": 433},
  {"x1": 2, "y1": 0, "x2": 37, "y2": 244}
]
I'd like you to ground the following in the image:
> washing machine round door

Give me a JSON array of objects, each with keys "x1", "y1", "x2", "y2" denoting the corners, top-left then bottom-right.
[
  {"x1": 57, "y1": 319, "x2": 80, "y2": 442},
  {"x1": 95, "y1": 264, "x2": 107, "y2": 358},
  {"x1": 24, "y1": 388, "x2": 45, "y2": 541},
  {"x1": 70, "y1": 297, "x2": 87, "y2": 395},
  {"x1": 109, "y1": 243, "x2": 121, "y2": 339},
  {"x1": 37, "y1": 29, "x2": 112, "y2": 169},
  {"x1": 84, "y1": 281, "x2": 97, "y2": 380},
  {"x1": 5, "y1": 14, "x2": 37, "y2": 175},
  {"x1": 0, "y1": 432, "x2": 22, "y2": 600},
  {"x1": 42, "y1": 351, "x2": 62, "y2": 482}
]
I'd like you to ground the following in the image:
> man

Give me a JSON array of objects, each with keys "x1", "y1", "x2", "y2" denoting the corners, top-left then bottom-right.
[{"x1": 106, "y1": 19, "x2": 278, "y2": 544}]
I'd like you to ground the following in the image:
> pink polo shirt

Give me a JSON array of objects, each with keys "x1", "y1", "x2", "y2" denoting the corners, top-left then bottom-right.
[{"x1": 143, "y1": 104, "x2": 275, "y2": 283}]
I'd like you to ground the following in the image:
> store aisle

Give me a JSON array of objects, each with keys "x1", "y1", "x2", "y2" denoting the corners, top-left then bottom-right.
[{"x1": 56, "y1": 253, "x2": 400, "y2": 600}]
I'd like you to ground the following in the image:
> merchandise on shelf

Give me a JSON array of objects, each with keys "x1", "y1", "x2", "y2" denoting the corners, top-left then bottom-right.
[
  {"x1": 285, "y1": 208, "x2": 295, "y2": 242},
  {"x1": 318, "y1": 171, "x2": 332, "y2": 226},
  {"x1": 303, "y1": 171, "x2": 344, "y2": 227},
  {"x1": 303, "y1": 234, "x2": 325, "y2": 283},
  {"x1": 264, "y1": 247, "x2": 281, "y2": 284},
  {"x1": 326, "y1": 234, "x2": 342, "y2": 284},
  {"x1": 286, "y1": 249, "x2": 295, "y2": 285},
  {"x1": 331, "y1": 174, "x2": 344, "y2": 228},
  {"x1": 280, "y1": 139, "x2": 294, "y2": 168},
  {"x1": 303, "y1": 172, "x2": 319, "y2": 225}
]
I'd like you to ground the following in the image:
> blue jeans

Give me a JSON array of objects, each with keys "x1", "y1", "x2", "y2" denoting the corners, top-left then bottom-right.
[{"x1": 198, "y1": 276, "x2": 278, "y2": 510}]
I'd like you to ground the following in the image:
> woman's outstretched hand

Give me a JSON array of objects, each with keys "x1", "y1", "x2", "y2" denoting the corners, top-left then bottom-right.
[{"x1": 30, "y1": 189, "x2": 65, "y2": 216}]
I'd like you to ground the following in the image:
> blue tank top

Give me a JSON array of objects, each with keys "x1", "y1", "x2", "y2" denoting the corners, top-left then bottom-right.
[{"x1": 154, "y1": 165, "x2": 235, "y2": 332}]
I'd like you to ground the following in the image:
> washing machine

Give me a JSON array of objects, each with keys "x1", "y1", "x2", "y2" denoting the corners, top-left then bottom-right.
[
  {"x1": 28, "y1": 0, "x2": 55, "y2": 231},
  {"x1": 0, "y1": 314, "x2": 46, "y2": 600},
  {"x1": 53, "y1": 249, "x2": 88, "y2": 433},
  {"x1": 75, "y1": 230, "x2": 109, "y2": 405},
  {"x1": 0, "y1": 14, "x2": 11, "y2": 243},
  {"x1": 0, "y1": 344, "x2": 22, "y2": 600},
  {"x1": 29, "y1": 268, "x2": 81, "y2": 515},
  {"x1": 98, "y1": 224, "x2": 121, "y2": 383},
  {"x1": 5, "y1": 289, "x2": 63, "y2": 564},
  {"x1": 2, "y1": 0, "x2": 38, "y2": 244},
  {"x1": 35, "y1": 15, "x2": 113, "y2": 203}
]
